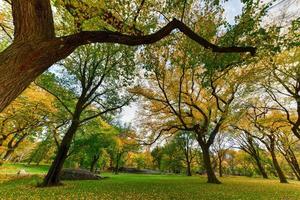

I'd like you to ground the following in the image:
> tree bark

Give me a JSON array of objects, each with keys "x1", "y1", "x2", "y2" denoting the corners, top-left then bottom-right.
[
  {"x1": 254, "y1": 157, "x2": 268, "y2": 179},
  {"x1": 2, "y1": 133, "x2": 27, "y2": 161},
  {"x1": 41, "y1": 119, "x2": 80, "y2": 186},
  {"x1": 282, "y1": 149, "x2": 300, "y2": 181},
  {"x1": 270, "y1": 149, "x2": 288, "y2": 183},
  {"x1": 90, "y1": 154, "x2": 100, "y2": 173},
  {"x1": 2, "y1": 149, "x2": 13, "y2": 161},
  {"x1": 218, "y1": 157, "x2": 223, "y2": 177},
  {"x1": 200, "y1": 144, "x2": 221, "y2": 184},
  {"x1": 114, "y1": 153, "x2": 121, "y2": 175},
  {"x1": 186, "y1": 161, "x2": 192, "y2": 176}
]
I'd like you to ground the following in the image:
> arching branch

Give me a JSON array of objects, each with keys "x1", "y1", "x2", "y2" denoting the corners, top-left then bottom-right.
[{"x1": 63, "y1": 18, "x2": 256, "y2": 55}]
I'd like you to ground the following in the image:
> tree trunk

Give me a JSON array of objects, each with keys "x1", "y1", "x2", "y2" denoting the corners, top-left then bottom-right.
[
  {"x1": 27, "y1": 158, "x2": 33, "y2": 166},
  {"x1": 289, "y1": 162, "x2": 300, "y2": 181},
  {"x1": 90, "y1": 154, "x2": 100, "y2": 173},
  {"x1": 254, "y1": 157, "x2": 268, "y2": 179},
  {"x1": 41, "y1": 120, "x2": 79, "y2": 186},
  {"x1": 114, "y1": 153, "x2": 121, "y2": 175},
  {"x1": 270, "y1": 150, "x2": 288, "y2": 183},
  {"x1": 218, "y1": 157, "x2": 223, "y2": 177},
  {"x1": 186, "y1": 161, "x2": 192, "y2": 176},
  {"x1": 2, "y1": 133, "x2": 27, "y2": 161},
  {"x1": 2, "y1": 149, "x2": 13, "y2": 161},
  {"x1": 283, "y1": 151, "x2": 300, "y2": 181},
  {"x1": 201, "y1": 145, "x2": 221, "y2": 184},
  {"x1": 0, "y1": 0, "x2": 57, "y2": 112}
]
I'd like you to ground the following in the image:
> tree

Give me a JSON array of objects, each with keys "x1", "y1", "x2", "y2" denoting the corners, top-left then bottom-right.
[
  {"x1": 174, "y1": 131, "x2": 197, "y2": 176},
  {"x1": 27, "y1": 132, "x2": 56, "y2": 166},
  {"x1": 236, "y1": 105, "x2": 289, "y2": 183},
  {"x1": 133, "y1": 58, "x2": 251, "y2": 183},
  {"x1": 233, "y1": 127, "x2": 269, "y2": 179},
  {"x1": 0, "y1": 0, "x2": 256, "y2": 112},
  {"x1": 276, "y1": 130, "x2": 300, "y2": 180},
  {"x1": 38, "y1": 44, "x2": 134, "y2": 186},
  {"x1": 107, "y1": 126, "x2": 139, "y2": 174},
  {"x1": 151, "y1": 146, "x2": 167, "y2": 171},
  {"x1": 0, "y1": 85, "x2": 55, "y2": 161},
  {"x1": 130, "y1": 0, "x2": 276, "y2": 182},
  {"x1": 260, "y1": 48, "x2": 300, "y2": 140},
  {"x1": 211, "y1": 133, "x2": 232, "y2": 177},
  {"x1": 66, "y1": 119, "x2": 115, "y2": 173},
  {"x1": 160, "y1": 140, "x2": 184, "y2": 174}
]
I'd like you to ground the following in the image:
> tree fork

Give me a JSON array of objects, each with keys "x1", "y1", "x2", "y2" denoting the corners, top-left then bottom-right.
[{"x1": 0, "y1": 0, "x2": 256, "y2": 112}]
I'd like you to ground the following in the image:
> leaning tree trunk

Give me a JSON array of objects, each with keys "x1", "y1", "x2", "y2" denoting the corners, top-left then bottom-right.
[
  {"x1": 283, "y1": 150, "x2": 300, "y2": 181},
  {"x1": 253, "y1": 157, "x2": 268, "y2": 179},
  {"x1": 270, "y1": 150, "x2": 288, "y2": 183},
  {"x1": 2, "y1": 133, "x2": 27, "y2": 161},
  {"x1": 2, "y1": 150, "x2": 13, "y2": 161},
  {"x1": 201, "y1": 145, "x2": 221, "y2": 184},
  {"x1": 42, "y1": 120, "x2": 80, "y2": 186}
]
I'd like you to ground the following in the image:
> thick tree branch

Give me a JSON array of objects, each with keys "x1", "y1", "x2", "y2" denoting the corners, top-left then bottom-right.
[{"x1": 63, "y1": 18, "x2": 256, "y2": 55}]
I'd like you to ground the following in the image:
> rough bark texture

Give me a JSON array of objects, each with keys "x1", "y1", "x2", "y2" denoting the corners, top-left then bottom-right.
[
  {"x1": 42, "y1": 119, "x2": 80, "y2": 186},
  {"x1": 0, "y1": 0, "x2": 256, "y2": 112},
  {"x1": 200, "y1": 144, "x2": 221, "y2": 184}
]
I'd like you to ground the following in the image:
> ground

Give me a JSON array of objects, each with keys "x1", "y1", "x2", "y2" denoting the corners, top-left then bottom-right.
[{"x1": 1, "y1": 164, "x2": 300, "y2": 200}]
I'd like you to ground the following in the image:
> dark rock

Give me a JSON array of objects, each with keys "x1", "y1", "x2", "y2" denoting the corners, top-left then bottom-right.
[
  {"x1": 60, "y1": 168, "x2": 104, "y2": 180},
  {"x1": 119, "y1": 167, "x2": 161, "y2": 174}
]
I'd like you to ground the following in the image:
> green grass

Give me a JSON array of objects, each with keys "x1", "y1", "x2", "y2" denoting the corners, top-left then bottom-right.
[
  {"x1": 0, "y1": 173, "x2": 300, "y2": 200},
  {"x1": 0, "y1": 163, "x2": 49, "y2": 174}
]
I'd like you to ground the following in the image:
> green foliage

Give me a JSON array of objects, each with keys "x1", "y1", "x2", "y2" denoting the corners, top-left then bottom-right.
[{"x1": 66, "y1": 119, "x2": 117, "y2": 170}]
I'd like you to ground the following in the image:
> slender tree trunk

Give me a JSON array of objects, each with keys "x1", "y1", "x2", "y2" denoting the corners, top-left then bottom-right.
[
  {"x1": 282, "y1": 151, "x2": 300, "y2": 181},
  {"x1": 218, "y1": 157, "x2": 223, "y2": 177},
  {"x1": 186, "y1": 161, "x2": 192, "y2": 176},
  {"x1": 270, "y1": 150, "x2": 288, "y2": 183},
  {"x1": 200, "y1": 144, "x2": 221, "y2": 184},
  {"x1": 3, "y1": 149, "x2": 13, "y2": 161},
  {"x1": 42, "y1": 120, "x2": 80, "y2": 186},
  {"x1": 288, "y1": 162, "x2": 300, "y2": 181},
  {"x1": 2, "y1": 133, "x2": 27, "y2": 161},
  {"x1": 27, "y1": 158, "x2": 33, "y2": 166},
  {"x1": 90, "y1": 154, "x2": 100, "y2": 173},
  {"x1": 114, "y1": 153, "x2": 121, "y2": 175},
  {"x1": 254, "y1": 157, "x2": 268, "y2": 179}
]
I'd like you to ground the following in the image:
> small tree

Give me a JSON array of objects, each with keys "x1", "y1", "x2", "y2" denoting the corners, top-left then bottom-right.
[{"x1": 38, "y1": 44, "x2": 135, "y2": 186}]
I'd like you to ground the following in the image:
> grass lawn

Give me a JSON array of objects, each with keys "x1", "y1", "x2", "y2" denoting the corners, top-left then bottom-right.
[
  {"x1": 0, "y1": 172, "x2": 300, "y2": 200},
  {"x1": 0, "y1": 163, "x2": 49, "y2": 174}
]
